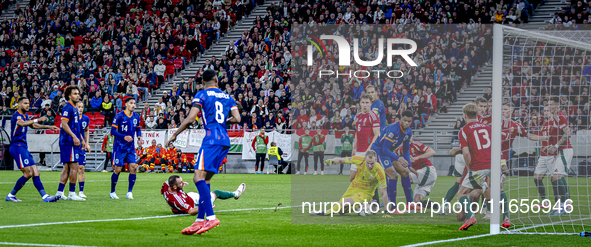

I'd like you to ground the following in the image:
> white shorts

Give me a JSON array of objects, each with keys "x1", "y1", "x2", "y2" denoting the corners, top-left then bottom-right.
[
  {"x1": 534, "y1": 156, "x2": 557, "y2": 176},
  {"x1": 461, "y1": 169, "x2": 491, "y2": 190},
  {"x1": 410, "y1": 166, "x2": 438, "y2": 197},
  {"x1": 187, "y1": 191, "x2": 216, "y2": 206},
  {"x1": 552, "y1": 148, "x2": 573, "y2": 176},
  {"x1": 350, "y1": 151, "x2": 367, "y2": 171},
  {"x1": 454, "y1": 154, "x2": 466, "y2": 177}
]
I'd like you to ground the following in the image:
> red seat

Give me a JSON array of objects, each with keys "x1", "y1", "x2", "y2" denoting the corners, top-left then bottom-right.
[
  {"x1": 164, "y1": 65, "x2": 175, "y2": 78},
  {"x1": 46, "y1": 130, "x2": 59, "y2": 134},
  {"x1": 74, "y1": 36, "x2": 83, "y2": 48},
  {"x1": 173, "y1": 59, "x2": 184, "y2": 69},
  {"x1": 95, "y1": 115, "x2": 105, "y2": 126},
  {"x1": 88, "y1": 123, "x2": 97, "y2": 133},
  {"x1": 84, "y1": 112, "x2": 93, "y2": 119}
]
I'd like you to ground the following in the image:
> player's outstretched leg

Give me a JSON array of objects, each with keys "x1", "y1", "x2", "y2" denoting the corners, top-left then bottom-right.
[
  {"x1": 6, "y1": 175, "x2": 29, "y2": 202},
  {"x1": 78, "y1": 165, "x2": 86, "y2": 198},
  {"x1": 127, "y1": 163, "x2": 138, "y2": 200},
  {"x1": 110, "y1": 165, "x2": 121, "y2": 199}
]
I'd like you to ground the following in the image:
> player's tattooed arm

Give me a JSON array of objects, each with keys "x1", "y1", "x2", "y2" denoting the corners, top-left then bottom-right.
[
  {"x1": 449, "y1": 147, "x2": 462, "y2": 156},
  {"x1": 527, "y1": 133, "x2": 548, "y2": 141},
  {"x1": 550, "y1": 128, "x2": 570, "y2": 153}
]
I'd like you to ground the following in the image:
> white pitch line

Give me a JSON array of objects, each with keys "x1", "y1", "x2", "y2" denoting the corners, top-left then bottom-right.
[
  {"x1": 399, "y1": 234, "x2": 494, "y2": 247},
  {"x1": 507, "y1": 217, "x2": 591, "y2": 233},
  {"x1": 0, "y1": 242, "x2": 103, "y2": 247},
  {"x1": 0, "y1": 205, "x2": 301, "y2": 229},
  {"x1": 0, "y1": 179, "x2": 157, "y2": 184}
]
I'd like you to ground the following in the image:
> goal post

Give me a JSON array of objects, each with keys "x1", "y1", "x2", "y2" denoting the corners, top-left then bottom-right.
[{"x1": 493, "y1": 25, "x2": 591, "y2": 235}]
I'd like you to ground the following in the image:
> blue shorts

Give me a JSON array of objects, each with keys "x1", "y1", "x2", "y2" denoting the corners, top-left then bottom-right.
[
  {"x1": 79, "y1": 151, "x2": 86, "y2": 166},
  {"x1": 112, "y1": 148, "x2": 136, "y2": 166},
  {"x1": 195, "y1": 144, "x2": 229, "y2": 174},
  {"x1": 9, "y1": 143, "x2": 35, "y2": 169},
  {"x1": 60, "y1": 145, "x2": 81, "y2": 164},
  {"x1": 377, "y1": 154, "x2": 393, "y2": 170}
]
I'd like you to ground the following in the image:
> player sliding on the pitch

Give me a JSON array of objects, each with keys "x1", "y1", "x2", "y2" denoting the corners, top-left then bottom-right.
[
  {"x1": 457, "y1": 103, "x2": 492, "y2": 231},
  {"x1": 394, "y1": 138, "x2": 438, "y2": 211},
  {"x1": 317, "y1": 150, "x2": 391, "y2": 217},
  {"x1": 110, "y1": 97, "x2": 142, "y2": 200},
  {"x1": 5, "y1": 97, "x2": 60, "y2": 202},
  {"x1": 167, "y1": 69, "x2": 241, "y2": 235},
  {"x1": 371, "y1": 110, "x2": 417, "y2": 212},
  {"x1": 161, "y1": 175, "x2": 245, "y2": 215}
]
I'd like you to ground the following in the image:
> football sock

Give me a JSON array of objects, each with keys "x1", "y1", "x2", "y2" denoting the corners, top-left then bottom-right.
[
  {"x1": 501, "y1": 191, "x2": 509, "y2": 220},
  {"x1": 444, "y1": 182, "x2": 460, "y2": 203},
  {"x1": 560, "y1": 177, "x2": 570, "y2": 200},
  {"x1": 459, "y1": 196, "x2": 472, "y2": 219},
  {"x1": 387, "y1": 179, "x2": 398, "y2": 207},
  {"x1": 401, "y1": 176, "x2": 413, "y2": 204},
  {"x1": 57, "y1": 182, "x2": 65, "y2": 193},
  {"x1": 128, "y1": 174, "x2": 136, "y2": 192},
  {"x1": 196, "y1": 180, "x2": 216, "y2": 220},
  {"x1": 32, "y1": 176, "x2": 47, "y2": 197},
  {"x1": 79, "y1": 181, "x2": 85, "y2": 192},
  {"x1": 213, "y1": 190, "x2": 235, "y2": 199},
  {"x1": 557, "y1": 178, "x2": 568, "y2": 202},
  {"x1": 69, "y1": 183, "x2": 76, "y2": 193},
  {"x1": 196, "y1": 198, "x2": 206, "y2": 221},
  {"x1": 534, "y1": 179, "x2": 546, "y2": 200},
  {"x1": 10, "y1": 176, "x2": 29, "y2": 196},
  {"x1": 551, "y1": 180, "x2": 561, "y2": 203},
  {"x1": 111, "y1": 173, "x2": 119, "y2": 193}
]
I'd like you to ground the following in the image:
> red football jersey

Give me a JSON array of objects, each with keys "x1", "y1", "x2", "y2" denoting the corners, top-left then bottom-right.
[
  {"x1": 501, "y1": 118, "x2": 529, "y2": 160},
  {"x1": 548, "y1": 112, "x2": 572, "y2": 149},
  {"x1": 477, "y1": 114, "x2": 492, "y2": 126},
  {"x1": 395, "y1": 140, "x2": 433, "y2": 170},
  {"x1": 537, "y1": 121, "x2": 556, "y2": 157},
  {"x1": 354, "y1": 111, "x2": 380, "y2": 152},
  {"x1": 459, "y1": 121, "x2": 492, "y2": 171},
  {"x1": 161, "y1": 182, "x2": 195, "y2": 214}
]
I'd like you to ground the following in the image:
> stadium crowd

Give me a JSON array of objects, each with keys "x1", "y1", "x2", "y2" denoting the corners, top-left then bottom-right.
[{"x1": 0, "y1": 0, "x2": 260, "y2": 128}]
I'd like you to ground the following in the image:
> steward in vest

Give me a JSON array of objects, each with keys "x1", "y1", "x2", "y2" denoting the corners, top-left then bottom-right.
[
  {"x1": 340, "y1": 126, "x2": 354, "y2": 175},
  {"x1": 251, "y1": 128, "x2": 269, "y2": 174},
  {"x1": 296, "y1": 129, "x2": 313, "y2": 175},
  {"x1": 312, "y1": 131, "x2": 326, "y2": 175},
  {"x1": 267, "y1": 142, "x2": 290, "y2": 174}
]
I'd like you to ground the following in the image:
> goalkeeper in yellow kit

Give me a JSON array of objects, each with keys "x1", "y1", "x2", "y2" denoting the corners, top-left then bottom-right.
[{"x1": 312, "y1": 150, "x2": 392, "y2": 217}]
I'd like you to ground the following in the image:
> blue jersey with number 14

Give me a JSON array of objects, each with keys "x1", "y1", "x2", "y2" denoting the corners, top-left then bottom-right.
[
  {"x1": 193, "y1": 87, "x2": 237, "y2": 147},
  {"x1": 111, "y1": 111, "x2": 141, "y2": 152}
]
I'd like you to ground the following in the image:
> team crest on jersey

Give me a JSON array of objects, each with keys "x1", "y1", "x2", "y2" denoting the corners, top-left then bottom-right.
[
  {"x1": 76, "y1": 154, "x2": 79, "y2": 159},
  {"x1": 483, "y1": 120, "x2": 488, "y2": 124},
  {"x1": 510, "y1": 127, "x2": 514, "y2": 133},
  {"x1": 115, "y1": 159, "x2": 120, "y2": 164},
  {"x1": 24, "y1": 159, "x2": 29, "y2": 165},
  {"x1": 182, "y1": 194, "x2": 186, "y2": 198},
  {"x1": 363, "y1": 118, "x2": 367, "y2": 125}
]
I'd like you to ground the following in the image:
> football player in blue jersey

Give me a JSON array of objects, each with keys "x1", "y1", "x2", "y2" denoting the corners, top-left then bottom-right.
[
  {"x1": 366, "y1": 85, "x2": 387, "y2": 131},
  {"x1": 5, "y1": 97, "x2": 60, "y2": 202},
  {"x1": 56, "y1": 85, "x2": 86, "y2": 201},
  {"x1": 167, "y1": 69, "x2": 241, "y2": 235},
  {"x1": 77, "y1": 102, "x2": 90, "y2": 198},
  {"x1": 110, "y1": 97, "x2": 142, "y2": 200},
  {"x1": 371, "y1": 110, "x2": 418, "y2": 213}
]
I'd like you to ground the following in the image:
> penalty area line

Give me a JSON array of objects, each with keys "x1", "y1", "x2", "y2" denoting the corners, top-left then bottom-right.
[
  {"x1": 0, "y1": 242, "x2": 103, "y2": 247},
  {"x1": 400, "y1": 234, "x2": 494, "y2": 247},
  {"x1": 0, "y1": 205, "x2": 301, "y2": 229}
]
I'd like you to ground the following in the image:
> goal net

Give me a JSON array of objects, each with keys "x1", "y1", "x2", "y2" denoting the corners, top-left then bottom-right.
[{"x1": 493, "y1": 25, "x2": 591, "y2": 235}]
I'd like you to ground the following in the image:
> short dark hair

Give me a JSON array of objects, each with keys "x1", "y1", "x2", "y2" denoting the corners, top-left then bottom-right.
[
  {"x1": 168, "y1": 175, "x2": 180, "y2": 188},
  {"x1": 203, "y1": 69, "x2": 217, "y2": 82},
  {"x1": 475, "y1": 97, "x2": 487, "y2": 105},
  {"x1": 17, "y1": 97, "x2": 28, "y2": 103},
  {"x1": 401, "y1": 110, "x2": 413, "y2": 119},
  {"x1": 550, "y1": 96, "x2": 560, "y2": 104},
  {"x1": 64, "y1": 85, "x2": 80, "y2": 101},
  {"x1": 125, "y1": 97, "x2": 135, "y2": 104}
]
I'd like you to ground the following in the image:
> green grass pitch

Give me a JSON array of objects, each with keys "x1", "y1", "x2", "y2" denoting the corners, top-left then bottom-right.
[{"x1": 0, "y1": 171, "x2": 588, "y2": 246}]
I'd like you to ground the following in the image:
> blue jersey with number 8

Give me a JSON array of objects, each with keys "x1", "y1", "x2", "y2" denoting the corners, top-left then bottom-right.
[{"x1": 193, "y1": 87, "x2": 237, "y2": 147}]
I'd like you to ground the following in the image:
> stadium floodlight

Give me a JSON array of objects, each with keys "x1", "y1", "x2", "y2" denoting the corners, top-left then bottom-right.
[{"x1": 493, "y1": 25, "x2": 591, "y2": 236}]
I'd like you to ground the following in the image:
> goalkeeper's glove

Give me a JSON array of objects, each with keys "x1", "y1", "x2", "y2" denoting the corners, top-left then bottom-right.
[{"x1": 325, "y1": 159, "x2": 334, "y2": 166}]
